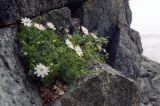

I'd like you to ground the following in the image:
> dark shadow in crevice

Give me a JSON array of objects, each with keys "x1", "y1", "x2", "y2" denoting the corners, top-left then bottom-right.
[
  {"x1": 67, "y1": 1, "x2": 84, "y2": 18},
  {"x1": 105, "y1": 25, "x2": 120, "y2": 67}
]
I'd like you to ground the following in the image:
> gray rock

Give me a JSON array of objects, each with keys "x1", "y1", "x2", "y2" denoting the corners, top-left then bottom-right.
[
  {"x1": 48, "y1": 62, "x2": 140, "y2": 106},
  {"x1": 42, "y1": 7, "x2": 82, "y2": 30},
  {"x1": 42, "y1": 7, "x2": 72, "y2": 28},
  {"x1": 0, "y1": 26, "x2": 42, "y2": 106},
  {"x1": 140, "y1": 56, "x2": 160, "y2": 106},
  {"x1": 70, "y1": 0, "x2": 143, "y2": 79},
  {"x1": 114, "y1": 26, "x2": 143, "y2": 79},
  {"x1": 0, "y1": 0, "x2": 83, "y2": 27}
]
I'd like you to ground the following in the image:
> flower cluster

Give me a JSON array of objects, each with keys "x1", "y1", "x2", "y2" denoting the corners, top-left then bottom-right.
[
  {"x1": 18, "y1": 17, "x2": 108, "y2": 84},
  {"x1": 47, "y1": 22, "x2": 56, "y2": 30},
  {"x1": 34, "y1": 23, "x2": 45, "y2": 30},
  {"x1": 21, "y1": 17, "x2": 56, "y2": 31},
  {"x1": 64, "y1": 26, "x2": 100, "y2": 57}
]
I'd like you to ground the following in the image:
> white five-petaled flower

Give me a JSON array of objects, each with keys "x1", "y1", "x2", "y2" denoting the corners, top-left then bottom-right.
[
  {"x1": 91, "y1": 33, "x2": 98, "y2": 39},
  {"x1": 34, "y1": 23, "x2": 46, "y2": 30},
  {"x1": 81, "y1": 26, "x2": 89, "y2": 35},
  {"x1": 65, "y1": 39, "x2": 74, "y2": 49},
  {"x1": 75, "y1": 45, "x2": 83, "y2": 57},
  {"x1": 21, "y1": 17, "x2": 32, "y2": 27},
  {"x1": 34, "y1": 63, "x2": 50, "y2": 78},
  {"x1": 47, "y1": 22, "x2": 56, "y2": 30}
]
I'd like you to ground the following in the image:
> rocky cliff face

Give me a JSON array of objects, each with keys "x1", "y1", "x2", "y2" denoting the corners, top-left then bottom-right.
[{"x1": 0, "y1": 0, "x2": 143, "y2": 106}]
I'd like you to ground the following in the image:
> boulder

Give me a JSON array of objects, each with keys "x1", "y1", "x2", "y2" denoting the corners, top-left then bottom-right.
[
  {"x1": 0, "y1": 26, "x2": 42, "y2": 106},
  {"x1": 140, "y1": 56, "x2": 160, "y2": 106},
  {"x1": 48, "y1": 62, "x2": 140, "y2": 106}
]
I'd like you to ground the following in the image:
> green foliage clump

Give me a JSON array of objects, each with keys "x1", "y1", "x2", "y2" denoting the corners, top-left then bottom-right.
[{"x1": 17, "y1": 17, "x2": 108, "y2": 85}]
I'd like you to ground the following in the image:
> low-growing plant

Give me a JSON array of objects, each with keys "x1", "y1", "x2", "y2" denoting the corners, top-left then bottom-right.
[{"x1": 17, "y1": 17, "x2": 108, "y2": 85}]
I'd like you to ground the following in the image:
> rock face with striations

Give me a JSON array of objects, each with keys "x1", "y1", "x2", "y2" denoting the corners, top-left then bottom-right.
[
  {"x1": 140, "y1": 57, "x2": 160, "y2": 106},
  {"x1": 0, "y1": 0, "x2": 143, "y2": 106}
]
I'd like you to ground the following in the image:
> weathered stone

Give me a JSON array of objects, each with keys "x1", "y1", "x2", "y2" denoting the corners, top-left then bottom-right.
[
  {"x1": 42, "y1": 7, "x2": 72, "y2": 28},
  {"x1": 0, "y1": 27, "x2": 42, "y2": 106},
  {"x1": 48, "y1": 62, "x2": 140, "y2": 106},
  {"x1": 0, "y1": 0, "x2": 83, "y2": 27},
  {"x1": 140, "y1": 56, "x2": 160, "y2": 106},
  {"x1": 114, "y1": 26, "x2": 143, "y2": 79}
]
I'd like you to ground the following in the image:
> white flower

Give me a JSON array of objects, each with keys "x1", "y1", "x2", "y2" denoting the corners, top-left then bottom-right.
[
  {"x1": 34, "y1": 63, "x2": 50, "y2": 78},
  {"x1": 59, "y1": 26, "x2": 63, "y2": 29},
  {"x1": 34, "y1": 23, "x2": 45, "y2": 30},
  {"x1": 47, "y1": 22, "x2": 56, "y2": 30},
  {"x1": 97, "y1": 45, "x2": 102, "y2": 50},
  {"x1": 65, "y1": 28, "x2": 70, "y2": 33},
  {"x1": 23, "y1": 52, "x2": 28, "y2": 55},
  {"x1": 65, "y1": 39, "x2": 74, "y2": 49},
  {"x1": 21, "y1": 17, "x2": 32, "y2": 27},
  {"x1": 67, "y1": 34, "x2": 72, "y2": 39},
  {"x1": 91, "y1": 33, "x2": 98, "y2": 39},
  {"x1": 81, "y1": 26, "x2": 89, "y2": 35},
  {"x1": 75, "y1": 45, "x2": 83, "y2": 57},
  {"x1": 103, "y1": 49, "x2": 107, "y2": 53},
  {"x1": 50, "y1": 63, "x2": 53, "y2": 66}
]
